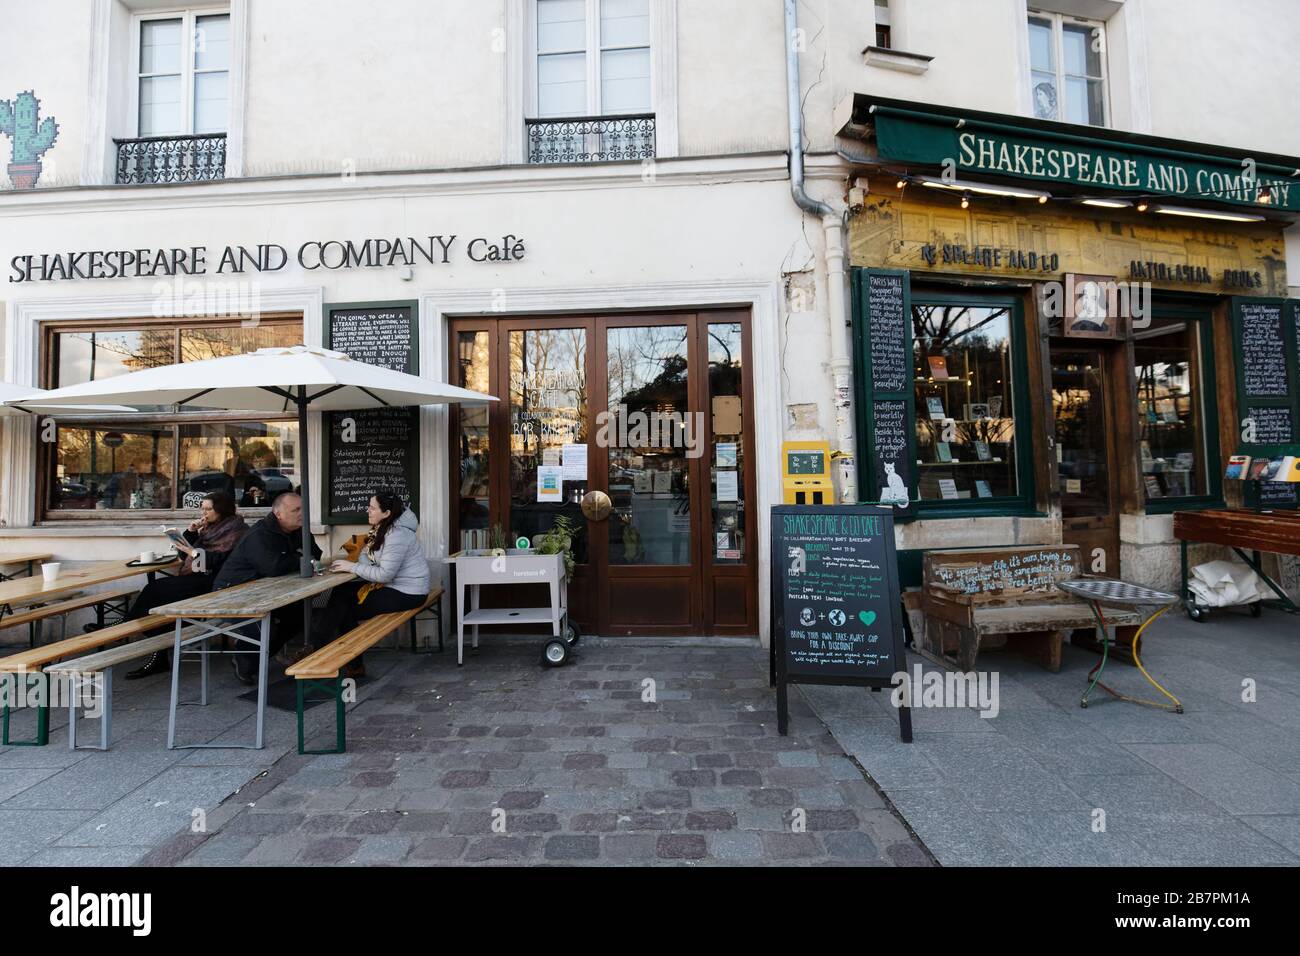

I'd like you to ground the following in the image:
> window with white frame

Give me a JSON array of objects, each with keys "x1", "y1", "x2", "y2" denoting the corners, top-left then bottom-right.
[
  {"x1": 535, "y1": 0, "x2": 651, "y2": 118},
  {"x1": 1028, "y1": 11, "x2": 1108, "y2": 126},
  {"x1": 135, "y1": 9, "x2": 230, "y2": 137}
]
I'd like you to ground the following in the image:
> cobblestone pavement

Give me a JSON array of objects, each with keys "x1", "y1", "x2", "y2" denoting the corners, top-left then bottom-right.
[{"x1": 151, "y1": 639, "x2": 933, "y2": 866}]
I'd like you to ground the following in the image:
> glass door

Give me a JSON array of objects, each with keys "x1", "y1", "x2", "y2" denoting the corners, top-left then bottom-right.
[
  {"x1": 449, "y1": 311, "x2": 757, "y2": 636},
  {"x1": 1051, "y1": 346, "x2": 1119, "y2": 574}
]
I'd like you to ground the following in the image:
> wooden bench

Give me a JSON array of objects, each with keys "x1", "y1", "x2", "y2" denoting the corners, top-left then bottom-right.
[
  {"x1": 0, "y1": 612, "x2": 168, "y2": 746},
  {"x1": 921, "y1": 545, "x2": 1142, "y2": 673},
  {"x1": 46, "y1": 627, "x2": 204, "y2": 751},
  {"x1": 285, "y1": 589, "x2": 442, "y2": 755},
  {"x1": 0, "y1": 585, "x2": 138, "y2": 647}
]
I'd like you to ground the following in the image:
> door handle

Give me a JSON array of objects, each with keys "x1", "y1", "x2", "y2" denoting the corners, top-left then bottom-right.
[{"x1": 581, "y1": 490, "x2": 612, "y2": 521}]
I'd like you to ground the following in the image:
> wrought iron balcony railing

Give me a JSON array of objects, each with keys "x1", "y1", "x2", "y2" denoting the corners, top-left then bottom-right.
[
  {"x1": 114, "y1": 133, "x2": 227, "y2": 185},
  {"x1": 526, "y1": 113, "x2": 655, "y2": 165}
]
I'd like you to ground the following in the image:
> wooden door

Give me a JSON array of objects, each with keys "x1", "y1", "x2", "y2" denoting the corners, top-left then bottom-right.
[{"x1": 448, "y1": 310, "x2": 757, "y2": 636}]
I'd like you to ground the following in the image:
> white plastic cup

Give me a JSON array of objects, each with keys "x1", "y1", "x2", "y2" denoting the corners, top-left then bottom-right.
[
  {"x1": 139, "y1": 550, "x2": 155, "y2": 564},
  {"x1": 41, "y1": 562, "x2": 61, "y2": 583}
]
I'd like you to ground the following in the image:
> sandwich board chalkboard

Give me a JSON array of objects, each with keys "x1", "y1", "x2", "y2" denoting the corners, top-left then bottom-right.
[
  {"x1": 769, "y1": 504, "x2": 912, "y2": 741},
  {"x1": 323, "y1": 300, "x2": 420, "y2": 522}
]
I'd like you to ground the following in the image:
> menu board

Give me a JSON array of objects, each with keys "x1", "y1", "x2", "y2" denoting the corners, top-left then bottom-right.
[
  {"x1": 867, "y1": 272, "x2": 909, "y2": 393},
  {"x1": 328, "y1": 407, "x2": 417, "y2": 517},
  {"x1": 324, "y1": 301, "x2": 420, "y2": 522},
  {"x1": 1245, "y1": 406, "x2": 1294, "y2": 446},
  {"x1": 770, "y1": 505, "x2": 911, "y2": 740}
]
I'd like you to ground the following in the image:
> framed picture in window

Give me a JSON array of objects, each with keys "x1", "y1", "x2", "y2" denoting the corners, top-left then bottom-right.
[{"x1": 1064, "y1": 274, "x2": 1125, "y2": 340}]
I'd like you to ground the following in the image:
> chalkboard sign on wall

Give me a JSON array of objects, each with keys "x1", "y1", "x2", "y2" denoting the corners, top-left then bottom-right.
[
  {"x1": 769, "y1": 505, "x2": 911, "y2": 741},
  {"x1": 329, "y1": 407, "x2": 417, "y2": 517},
  {"x1": 854, "y1": 269, "x2": 917, "y2": 514},
  {"x1": 1238, "y1": 302, "x2": 1290, "y2": 398},
  {"x1": 324, "y1": 301, "x2": 420, "y2": 522},
  {"x1": 867, "y1": 272, "x2": 909, "y2": 393}
]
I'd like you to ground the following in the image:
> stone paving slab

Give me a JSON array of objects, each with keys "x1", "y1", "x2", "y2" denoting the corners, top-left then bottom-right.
[
  {"x1": 151, "y1": 639, "x2": 934, "y2": 867},
  {"x1": 804, "y1": 609, "x2": 1300, "y2": 867}
]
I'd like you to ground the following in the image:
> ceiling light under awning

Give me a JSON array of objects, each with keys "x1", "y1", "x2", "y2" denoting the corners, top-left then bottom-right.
[
  {"x1": 916, "y1": 175, "x2": 1051, "y2": 203},
  {"x1": 1151, "y1": 204, "x2": 1266, "y2": 223},
  {"x1": 1080, "y1": 198, "x2": 1132, "y2": 209}
]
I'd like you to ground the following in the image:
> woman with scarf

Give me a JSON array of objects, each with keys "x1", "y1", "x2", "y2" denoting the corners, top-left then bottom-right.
[
  {"x1": 317, "y1": 490, "x2": 430, "y2": 678},
  {"x1": 115, "y1": 491, "x2": 249, "y2": 679}
]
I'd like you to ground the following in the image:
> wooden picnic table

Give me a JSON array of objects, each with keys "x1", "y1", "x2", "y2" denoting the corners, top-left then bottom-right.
[
  {"x1": 153, "y1": 570, "x2": 357, "y2": 750},
  {"x1": 0, "y1": 557, "x2": 177, "y2": 610},
  {"x1": 0, "y1": 552, "x2": 53, "y2": 582}
]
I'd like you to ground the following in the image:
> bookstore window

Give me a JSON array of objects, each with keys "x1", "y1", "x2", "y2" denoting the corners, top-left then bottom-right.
[
  {"x1": 912, "y1": 294, "x2": 1031, "y2": 509},
  {"x1": 1134, "y1": 309, "x2": 1220, "y2": 509}
]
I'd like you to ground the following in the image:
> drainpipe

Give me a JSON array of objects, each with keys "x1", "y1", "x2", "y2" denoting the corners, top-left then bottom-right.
[{"x1": 784, "y1": 0, "x2": 857, "y2": 504}]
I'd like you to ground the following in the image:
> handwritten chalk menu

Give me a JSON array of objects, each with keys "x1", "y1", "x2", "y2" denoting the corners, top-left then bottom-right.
[
  {"x1": 1238, "y1": 302, "x2": 1289, "y2": 398},
  {"x1": 1246, "y1": 406, "x2": 1293, "y2": 446},
  {"x1": 867, "y1": 273, "x2": 909, "y2": 393},
  {"x1": 324, "y1": 301, "x2": 420, "y2": 522},
  {"x1": 770, "y1": 505, "x2": 911, "y2": 741},
  {"x1": 328, "y1": 407, "x2": 416, "y2": 516}
]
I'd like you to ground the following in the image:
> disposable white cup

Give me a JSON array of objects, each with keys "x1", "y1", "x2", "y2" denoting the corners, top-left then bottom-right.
[
  {"x1": 139, "y1": 550, "x2": 155, "y2": 564},
  {"x1": 41, "y1": 562, "x2": 61, "y2": 583}
]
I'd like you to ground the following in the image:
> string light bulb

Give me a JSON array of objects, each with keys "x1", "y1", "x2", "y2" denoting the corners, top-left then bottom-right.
[
  {"x1": 960, "y1": 192, "x2": 971, "y2": 209},
  {"x1": 1136, "y1": 201, "x2": 1150, "y2": 212}
]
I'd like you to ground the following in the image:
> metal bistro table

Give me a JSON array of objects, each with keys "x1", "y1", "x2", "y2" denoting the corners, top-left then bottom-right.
[
  {"x1": 1057, "y1": 578, "x2": 1183, "y2": 714},
  {"x1": 153, "y1": 570, "x2": 356, "y2": 750}
]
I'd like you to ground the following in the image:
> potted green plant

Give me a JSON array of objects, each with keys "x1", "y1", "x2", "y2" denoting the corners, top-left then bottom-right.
[{"x1": 536, "y1": 513, "x2": 579, "y2": 581}]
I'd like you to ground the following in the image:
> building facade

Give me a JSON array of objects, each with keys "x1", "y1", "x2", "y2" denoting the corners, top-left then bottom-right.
[{"x1": 2, "y1": 0, "x2": 1298, "y2": 642}]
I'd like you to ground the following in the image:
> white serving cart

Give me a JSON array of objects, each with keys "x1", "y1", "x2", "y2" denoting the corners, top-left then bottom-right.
[{"x1": 444, "y1": 549, "x2": 580, "y2": 666}]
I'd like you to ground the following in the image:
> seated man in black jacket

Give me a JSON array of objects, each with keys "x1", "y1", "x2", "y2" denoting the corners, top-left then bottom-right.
[{"x1": 213, "y1": 492, "x2": 322, "y2": 684}]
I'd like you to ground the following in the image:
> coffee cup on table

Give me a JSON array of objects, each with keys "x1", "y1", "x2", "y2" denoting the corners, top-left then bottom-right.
[
  {"x1": 41, "y1": 562, "x2": 61, "y2": 583},
  {"x1": 139, "y1": 550, "x2": 155, "y2": 564}
]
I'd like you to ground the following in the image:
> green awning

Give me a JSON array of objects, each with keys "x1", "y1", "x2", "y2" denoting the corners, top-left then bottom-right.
[{"x1": 838, "y1": 94, "x2": 1300, "y2": 215}]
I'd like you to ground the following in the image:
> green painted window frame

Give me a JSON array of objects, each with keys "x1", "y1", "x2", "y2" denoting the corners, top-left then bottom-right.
[
  {"x1": 908, "y1": 289, "x2": 1038, "y2": 518},
  {"x1": 1141, "y1": 301, "x2": 1225, "y2": 515}
]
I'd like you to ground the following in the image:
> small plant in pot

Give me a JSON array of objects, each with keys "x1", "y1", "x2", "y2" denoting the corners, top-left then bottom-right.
[{"x1": 536, "y1": 513, "x2": 579, "y2": 580}]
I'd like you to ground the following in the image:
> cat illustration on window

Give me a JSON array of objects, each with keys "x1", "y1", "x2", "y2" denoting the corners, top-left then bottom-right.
[{"x1": 880, "y1": 460, "x2": 909, "y2": 508}]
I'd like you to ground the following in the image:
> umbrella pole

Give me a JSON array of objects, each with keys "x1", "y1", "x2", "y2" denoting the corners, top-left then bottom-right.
[{"x1": 297, "y1": 389, "x2": 314, "y2": 649}]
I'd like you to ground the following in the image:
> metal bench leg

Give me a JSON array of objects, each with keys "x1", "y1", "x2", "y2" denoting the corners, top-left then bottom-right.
[
  {"x1": 2, "y1": 672, "x2": 50, "y2": 747},
  {"x1": 297, "y1": 675, "x2": 346, "y2": 755},
  {"x1": 99, "y1": 670, "x2": 112, "y2": 750}
]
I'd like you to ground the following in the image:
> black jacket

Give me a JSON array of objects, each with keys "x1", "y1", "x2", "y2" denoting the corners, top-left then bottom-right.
[{"x1": 212, "y1": 513, "x2": 322, "y2": 590}]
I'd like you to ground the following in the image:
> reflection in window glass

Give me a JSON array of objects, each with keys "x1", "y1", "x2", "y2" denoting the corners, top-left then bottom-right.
[
  {"x1": 913, "y1": 303, "x2": 1018, "y2": 502},
  {"x1": 51, "y1": 426, "x2": 176, "y2": 510},
  {"x1": 509, "y1": 328, "x2": 588, "y2": 561},
  {"x1": 606, "y1": 325, "x2": 690, "y2": 566},
  {"x1": 57, "y1": 330, "x2": 175, "y2": 386},
  {"x1": 457, "y1": 331, "x2": 492, "y2": 549},
  {"x1": 1053, "y1": 350, "x2": 1110, "y2": 517},
  {"x1": 1135, "y1": 320, "x2": 1204, "y2": 499},
  {"x1": 177, "y1": 421, "x2": 299, "y2": 509},
  {"x1": 708, "y1": 323, "x2": 744, "y2": 563},
  {"x1": 179, "y1": 324, "x2": 300, "y2": 363}
]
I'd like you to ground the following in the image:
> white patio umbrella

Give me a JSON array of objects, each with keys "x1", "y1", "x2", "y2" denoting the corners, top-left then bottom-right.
[
  {"x1": 0, "y1": 382, "x2": 135, "y2": 416},
  {"x1": 4, "y1": 346, "x2": 496, "y2": 586}
]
